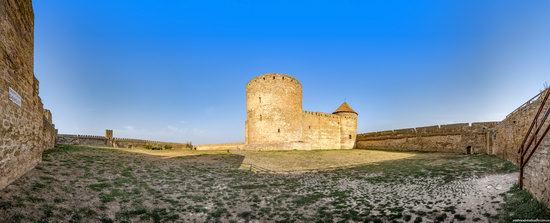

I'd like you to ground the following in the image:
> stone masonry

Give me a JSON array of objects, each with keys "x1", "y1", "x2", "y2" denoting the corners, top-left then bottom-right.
[
  {"x1": 0, "y1": 0, "x2": 57, "y2": 190},
  {"x1": 356, "y1": 122, "x2": 499, "y2": 154},
  {"x1": 492, "y1": 89, "x2": 550, "y2": 207},
  {"x1": 357, "y1": 88, "x2": 550, "y2": 208},
  {"x1": 57, "y1": 130, "x2": 192, "y2": 149},
  {"x1": 244, "y1": 73, "x2": 358, "y2": 150}
]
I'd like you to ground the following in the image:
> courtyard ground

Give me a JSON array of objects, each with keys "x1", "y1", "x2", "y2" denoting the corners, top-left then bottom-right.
[{"x1": 0, "y1": 145, "x2": 549, "y2": 223}]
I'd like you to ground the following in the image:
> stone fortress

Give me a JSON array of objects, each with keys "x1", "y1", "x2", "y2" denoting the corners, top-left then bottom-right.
[
  {"x1": 244, "y1": 73, "x2": 358, "y2": 150},
  {"x1": 1, "y1": 0, "x2": 549, "y2": 209}
]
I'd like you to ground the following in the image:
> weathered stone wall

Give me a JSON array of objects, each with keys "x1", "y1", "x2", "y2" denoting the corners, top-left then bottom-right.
[
  {"x1": 246, "y1": 73, "x2": 303, "y2": 145},
  {"x1": 492, "y1": 91, "x2": 547, "y2": 164},
  {"x1": 338, "y1": 112, "x2": 358, "y2": 149},
  {"x1": 57, "y1": 134, "x2": 191, "y2": 149},
  {"x1": 244, "y1": 73, "x2": 358, "y2": 150},
  {"x1": 356, "y1": 122, "x2": 499, "y2": 153},
  {"x1": 57, "y1": 134, "x2": 109, "y2": 147},
  {"x1": 523, "y1": 135, "x2": 550, "y2": 207},
  {"x1": 302, "y1": 111, "x2": 341, "y2": 149},
  {"x1": 491, "y1": 89, "x2": 550, "y2": 207},
  {"x1": 0, "y1": 0, "x2": 57, "y2": 190}
]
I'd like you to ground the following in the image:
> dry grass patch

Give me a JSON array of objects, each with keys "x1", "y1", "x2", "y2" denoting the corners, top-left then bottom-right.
[
  {"x1": 0, "y1": 145, "x2": 532, "y2": 223},
  {"x1": 114, "y1": 147, "x2": 229, "y2": 158},
  {"x1": 234, "y1": 149, "x2": 416, "y2": 172}
]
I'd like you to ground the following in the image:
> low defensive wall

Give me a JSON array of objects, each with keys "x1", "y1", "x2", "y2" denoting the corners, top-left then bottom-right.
[
  {"x1": 356, "y1": 122, "x2": 499, "y2": 154},
  {"x1": 57, "y1": 132, "x2": 192, "y2": 149}
]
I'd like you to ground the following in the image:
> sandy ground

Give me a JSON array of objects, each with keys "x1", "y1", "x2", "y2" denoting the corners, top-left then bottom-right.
[{"x1": 0, "y1": 146, "x2": 519, "y2": 222}]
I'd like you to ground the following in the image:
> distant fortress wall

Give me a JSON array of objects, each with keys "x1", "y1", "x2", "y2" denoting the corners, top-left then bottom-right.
[
  {"x1": 356, "y1": 122, "x2": 499, "y2": 154},
  {"x1": 57, "y1": 130, "x2": 192, "y2": 149}
]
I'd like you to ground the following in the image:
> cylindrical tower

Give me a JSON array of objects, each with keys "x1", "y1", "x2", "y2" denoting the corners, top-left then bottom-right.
[
  {"x1": 334, "y1": 102, "x2": 358, "y2": 149},
  {"x1": 246, "y1": 73, "x2": 303, "y2": 144}
]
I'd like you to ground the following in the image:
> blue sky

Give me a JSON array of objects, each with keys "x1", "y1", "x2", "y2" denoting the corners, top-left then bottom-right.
[{"x1": 33, "y1": 0, "x2": 550, "y2": 144}]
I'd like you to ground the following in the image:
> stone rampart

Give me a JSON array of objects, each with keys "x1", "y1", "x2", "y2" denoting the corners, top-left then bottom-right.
[
  {"x1": 301, "y1": 111, "x2": 342, "y2": 150},
  {"x1": 356, "y1": 122, "x2": 498, "y2": 154},
  {"x1": 57, "y1": 134, "x2": 192, "y2": 149},
  {"x1": 1, "y1": 0, "x2": 57, "y2": 190},
  {"x1": 57, "y1": 134, "x2": 109, "y2": 147},
  {"x1": 491, "y1": 88, "x2": 550, "y2": 207}
]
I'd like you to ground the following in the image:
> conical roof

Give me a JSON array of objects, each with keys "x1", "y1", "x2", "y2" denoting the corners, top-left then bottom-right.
[{"x1": 333, "y1": 102, "x2": 357, "y2": 115}]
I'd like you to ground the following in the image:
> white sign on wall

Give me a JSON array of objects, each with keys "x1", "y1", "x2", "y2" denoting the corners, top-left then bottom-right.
[{"x1": 9, "y1": 87, "x2": 22, "y2": 107}]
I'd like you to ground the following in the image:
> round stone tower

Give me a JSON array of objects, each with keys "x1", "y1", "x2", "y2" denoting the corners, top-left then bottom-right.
[
  {"x1": 245, "y1": 73, "x2": 303, "y2": 145},
  {"x1": 333, "y1": 102, "x2": 358, "y2": 149}
]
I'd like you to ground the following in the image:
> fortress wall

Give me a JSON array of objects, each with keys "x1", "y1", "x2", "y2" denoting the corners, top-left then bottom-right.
[
  {"x1": 57, "y1": 134, "x2": 191, "y2": 149},
  {"x1": 356, "y1": 122, "x2": 497, "y2": 153},
  {"x1": 492, "y1": 89, "x2": 550, "y2": 206},
  {"x1": 492, "y1": 91, "x2": 547, "y2": 164},
  {"x1": 57, "y1": 134, "x2": 109, "y2": 147},
  {"x1": 302, "y1": 111, "x2": 342, "y2": 149},
  {"x1": 0, "y1": 0, "x2": 57, "y2": 189},
  {"x1": 113, "y1": 138, "x2": 191, "y2": 149}
]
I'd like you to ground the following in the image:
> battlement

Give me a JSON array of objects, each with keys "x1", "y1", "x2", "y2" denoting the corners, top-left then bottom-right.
[
  {"x1": 303, "y1": 111, "x2": 340, "y2": 119},
  {"x1": 57, "y1": 131, "x2": 192, "y2": 149},
  {"x1": 302, "y1": 111, "x2": 358, "y2": 120},
  {"x1": 357, "y1": 121, "x2": 499, "y2": 139},
  {"x1": 356, "y1": 121, "x2": 500, "y2": 154},
  {"x1": 506, "y1": 87, "x2": 548, "y2": 118},
  {"x1": 58, "y1": 134, "x2": 107, "y2": 139},
  {"x1": 246, "y1": 73, "x2": 301, "y2": 87}
]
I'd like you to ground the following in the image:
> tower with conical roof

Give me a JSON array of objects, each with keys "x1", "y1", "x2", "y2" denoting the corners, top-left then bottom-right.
[
  {"x1": 245, "y1": 73, "x2": 358, "y2": 150},
  {"x1": 334, "y1": 102, "x2": 358, "y2": 149}
]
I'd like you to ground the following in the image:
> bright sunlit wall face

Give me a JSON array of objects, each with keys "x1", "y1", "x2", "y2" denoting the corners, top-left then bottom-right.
[{"x1": 245, "y1": 74, "x2": 303, "y2": 144}]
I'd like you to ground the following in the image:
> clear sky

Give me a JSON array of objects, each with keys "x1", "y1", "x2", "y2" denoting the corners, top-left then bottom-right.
[{"x1": 33, "y1": 0, "x2": 550, "y2": 144}]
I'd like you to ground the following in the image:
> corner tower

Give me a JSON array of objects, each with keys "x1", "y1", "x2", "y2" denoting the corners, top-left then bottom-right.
[
  {"x1": 245, "y1": 73, "x2": 303, "y2": 145},
  {"x1": 334, "y1": 102, "x2": 358, "y2": 149}
]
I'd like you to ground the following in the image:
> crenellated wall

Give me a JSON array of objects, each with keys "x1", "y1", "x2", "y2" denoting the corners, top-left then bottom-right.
[
  {"x1": 356, "y1": 122, "x2": 499, "y2": 154},
  {"x1": 1, "y1": 0, "x2": 57, "y2": 190},
  {"x1": 57, "y1": 134, "x2": 110, "y2": 147},
  {"x1": 302, "y1": 111, "x2": 341, "y2": 149},
  {"x1": 244, "y1": 73, "x2": 358, "y2": 150},
  {"x1": 56, "y1": 134, "x2": 192, "y2": 149}
]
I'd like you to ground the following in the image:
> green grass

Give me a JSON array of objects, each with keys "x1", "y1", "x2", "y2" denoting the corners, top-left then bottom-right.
[{"x1": 500, "y1": 185, "x2": 550, "y2": 222}]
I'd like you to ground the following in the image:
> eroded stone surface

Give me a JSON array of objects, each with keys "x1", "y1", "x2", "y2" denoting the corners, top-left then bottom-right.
[
  {"x1": 0, "y1": 0, "x2": 56, "y2": 190},
  {"x1": 245, "y1": 73, "x2": 357, "y2": 150}
]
